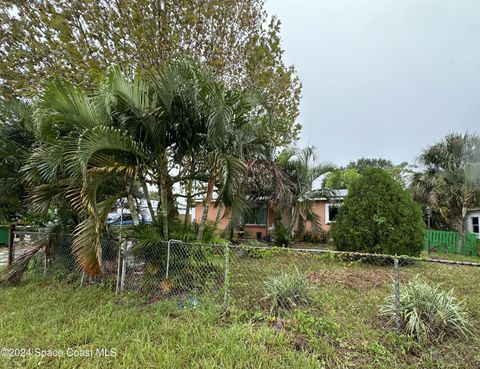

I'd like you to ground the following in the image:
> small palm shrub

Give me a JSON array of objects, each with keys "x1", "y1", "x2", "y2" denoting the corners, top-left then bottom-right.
[
  {"x1": 379, "y1": 278, "x2": 472, "y2": 341},
  {"x1": 263, "y1": 267, "x2": 311, "y2": 316},
  {"x1": 168, "y1": 219, "x2": 217, "y2": 242}
]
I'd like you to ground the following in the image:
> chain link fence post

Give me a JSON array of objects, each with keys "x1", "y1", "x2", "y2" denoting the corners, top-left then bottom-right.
[
  {"x1": 44, "y1": 235, "x2": 52, "y2": 275},
  {"x1": 166, "y1": 239, "x2": 172, "y2": 279},
  {"x1": 166, "y1": 240, "x2": 182, "y2": 280},
  {"x1": 223, "y1": 242, "x2": 230, "y2": 311},
  {"x1": 393, "y1": 258, "x2": 402, "y2": 334},
  {"x1": 115, "y1": 238, "x2": 123, "y2": 295},
  {"x1": 120, "y1": 240, "x2": 127, "y2": 292}
]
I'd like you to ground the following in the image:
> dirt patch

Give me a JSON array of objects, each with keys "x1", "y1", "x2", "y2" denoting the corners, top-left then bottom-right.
[
  {"x1": 307, "y1": 268, "x2": 393, "y2": 289},
  {"x1": 292, "y1": 334, "x2": 310, "y2": 352}
]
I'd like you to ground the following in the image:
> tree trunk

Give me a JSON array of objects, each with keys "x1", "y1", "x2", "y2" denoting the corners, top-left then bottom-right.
[
  {"x1": 290, "y1": 206, "x2": 298, "y2": 238},
  {"x1": 184, "y1": 179, "x2": 193, "y2": 227},
  {"x1": 196, "y1": 176, "x2": 215, "y2": 240},
  {"x1": 159, "y1": 178, "x2": 169, "y2": 238},
  {"x1": 158, "y1": 154, "x2": 169, "y2": 238},
  {"x1": 166, "y1": 174, "x2": 177, "y2": 220},
  {"x1": 140, "y1": 176, "x2": 155, "y2": 221},
  {"x1": 457, "y1": 204, "x2": 468, "y2": 254},
  {"x1": 126, "y1": 181, "x2": 140, "y2": 225},
  {"x1": 214, "y1": 201, "x2": 226, "y2": 228}
]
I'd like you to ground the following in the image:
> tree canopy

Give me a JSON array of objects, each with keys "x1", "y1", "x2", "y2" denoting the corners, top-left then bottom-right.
[
  {"x1": 331, "y1": 168, "x2": 424, "y2": 256},
  {"x1": 411, "y1": 132, "x2": 480, "y2": 250},
  {"x1": 323, "y1": 158, "x2": 413, "y2": 190},
  {"x1": 0, "y1": 0, "x2": 301, "y2": 146},
  {"x1": 0, "y1": 60, "x2": 274, "y2": 274}
]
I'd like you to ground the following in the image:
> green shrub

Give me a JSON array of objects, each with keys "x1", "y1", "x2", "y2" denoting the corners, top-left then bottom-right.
[
  {"x1": 263, "y1": 266, "x2": 311, "y2": 316},
  {"x1": 330, "y1": 168, "x2": 424, "y2": 256},
  {"x1": 274, "y1": 223, "x2": 291, "y2": 247},
  {"x1": 379, "y1": 278, "x2": 472, "y2": 342},
  {"x1": 168, "y1": 219, "x2": 217, "y2": 243},
  {"x1": 292, "y1": 310, "x2": 339, "y2": 338}
]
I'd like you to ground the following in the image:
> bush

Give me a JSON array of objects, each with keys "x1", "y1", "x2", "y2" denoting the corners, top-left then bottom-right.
[
  {"x1": 330, "y1": 168, "x2": 424, "y2": 256},
  {"x1": 379, "y1": 278, "x2": 472, "y2": 342},
  {"x1": 168, "y1": 219, "x2": 217, "y2": 243},
  {"x1": 274, "y1": 223, "x2": 291, "y2": 247},
  {"x1": 263, "y1": 266, "x2": 311, "y2": 316},
  {"x1": 303, "y1": 229, "x2": 328, "y2": 244}
]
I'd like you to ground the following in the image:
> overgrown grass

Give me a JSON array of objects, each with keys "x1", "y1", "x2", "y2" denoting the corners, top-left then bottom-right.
[
  {"x1": 379, "y1": 277, "x2": 472, "y2": 341},
  {"x1": 1, "y1": 251, "x2": 480, "y2": 368},
  {"x1": 263, "y1": 266, "x2": 311, "y2": 316},
  {"x1": 0, "y1": 277, "x2": 319, "y2": 369}
]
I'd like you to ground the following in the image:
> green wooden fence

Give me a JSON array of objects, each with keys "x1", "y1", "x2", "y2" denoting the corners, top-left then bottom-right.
[
  {"x1": 0, "y1": 225, "x2": 9, "y2": 246},
  {"x1": 424, "y1": 229, "x2": 478, "y2": 256}
]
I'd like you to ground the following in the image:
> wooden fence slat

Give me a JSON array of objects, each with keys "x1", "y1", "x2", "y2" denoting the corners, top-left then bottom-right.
[{"x1": 424, "y1": 229, "x2": 477, "y2": 256}]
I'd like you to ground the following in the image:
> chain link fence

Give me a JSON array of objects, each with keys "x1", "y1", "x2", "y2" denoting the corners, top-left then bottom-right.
[{"x1": 4, "y1": 231, "x2": 480, "y2": 338}]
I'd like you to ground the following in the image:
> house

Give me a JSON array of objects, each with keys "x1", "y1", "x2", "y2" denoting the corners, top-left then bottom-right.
[
  {"x1": 467, "y1": 208, "x2": 480, "y2": 239},
  {"x1": 193, "y1": 189, "x2": 347, "y2": 239}
]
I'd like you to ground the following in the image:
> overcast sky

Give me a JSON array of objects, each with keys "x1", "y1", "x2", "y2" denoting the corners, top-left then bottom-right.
[{"x1": 265, "y1": 0, "x2": 480, "y2": 166}]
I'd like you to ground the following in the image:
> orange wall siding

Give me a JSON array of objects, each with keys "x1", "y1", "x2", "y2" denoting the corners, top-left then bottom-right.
[
  {"x1": 194, "y1": 200, "x2": 331, "y2": 235},
  {"x1": 194, "y1": 203, "x2": 231, "y2": 230},
  {"x1": 194, "y1": 203, "x2": 276, "y2": 238}
]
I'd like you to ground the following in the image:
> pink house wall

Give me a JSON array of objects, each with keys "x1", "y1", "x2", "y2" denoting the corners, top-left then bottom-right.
[
  {"x1": 309, "y1": 201, "x2": 332, "y2": 232},
  {"x1": 195, "y1": 200, "x2": 333, "y2": 236},
  {"x1": 194, "y1": 202, "x2": 275, "y2": 238}
]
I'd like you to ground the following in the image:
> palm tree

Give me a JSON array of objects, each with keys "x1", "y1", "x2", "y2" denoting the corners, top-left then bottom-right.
[
  {"x1": 194, "y1": 89, "x2": 264, "y2": 240},
  {"x1": 21, "y1": 60, "x2": 268, "y2": 274},
  {"x1": 0, "y1": 98, "x2": 35, "y2": 221},
  {"x1": 276, "y1": 146, "x2": 335, "y2": 238},
  {"x1": 412, "y1": 133, "x2": 480, "y2": 252},
  {"x1": 22, "y1": 78, "x2": 143, "y2": 275}
]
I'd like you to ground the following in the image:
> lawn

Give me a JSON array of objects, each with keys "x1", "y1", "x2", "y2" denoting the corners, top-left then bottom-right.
[{"x1": 1, "y1": 250, "x2": 480, "y2": 368}]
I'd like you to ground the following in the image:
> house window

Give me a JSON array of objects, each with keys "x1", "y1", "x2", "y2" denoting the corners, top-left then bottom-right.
[
  {"x1": 245, "y1": 206, "x2": 267, "y2": 225},
  {"x1": 472, "y1": 217, "x2": 479, "y2": 234},
  {"x1": 326, "y1": 204, "x2": 341, "y2": 224}
]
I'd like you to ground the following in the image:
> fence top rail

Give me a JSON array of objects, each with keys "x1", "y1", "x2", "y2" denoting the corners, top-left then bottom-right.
[
  {"x1": 428, "y1": 229, "x2": 477, "y2": 237},
  {"x1": 229, "y1": 244, "x2": 480, "y2": 268},
  {"x1": 13, "y1": 231, "x2": 51, "y2": 236}
]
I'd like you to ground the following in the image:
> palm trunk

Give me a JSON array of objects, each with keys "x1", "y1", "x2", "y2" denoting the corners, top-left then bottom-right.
[
  {"x1": 196, "y1": 176, "x2": 215, "y2": 240},
  {"x1": 140, "y1": 176, "x2": 155, "y2": 221},
  {"x1": 158, "y1": 154, "x2": 169, "y2": 238},
  {"x1": 290, "y1": 206, "x2": 298, "y2": 238},
  {"x1": 126, "y1": 181, "x2": 140, "y2": 225},
  {"x1": 214, "y1": 201, "x2": 226, "y2": 228},
  {"x1": 159, "y1": 178, "x2": 169, "y2": 238},
  {"x1": 166, "y1": 174, "x2": 177, "y2": 220},
  {"x1": 457, "y1": 204, "x2": 468, "y2": 254},
  {"x1": 184, "y1": 179, "x2": 193, "y2": 227}
]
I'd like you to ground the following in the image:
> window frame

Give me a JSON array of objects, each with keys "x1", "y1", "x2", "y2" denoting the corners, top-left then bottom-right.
[
  {"x1": 472, "y1": 216, "x2": 479, "y2": 234},
  {"x1": 325, "y1": 203, "x2": 341, "y2": 224},
  {"x1": 244, "y1": 205, "x2": 267, "y2": 226}
]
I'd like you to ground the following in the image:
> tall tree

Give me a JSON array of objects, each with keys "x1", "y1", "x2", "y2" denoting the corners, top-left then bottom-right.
[
  {"x1": 276, "y1": 146, "x2": 335, "y2": 238},
  {"x1": 346, "y1": 158, "x2": 393, "y2": 172},
  {"x1": 0, "y1": 98, "x2": 35, "y2": 221},
  {"x1": 0, "y1": 0, "x2": 301, "y2": 146},
  {"x1": 411, "y1": 133, "x2": 480, "y2": 252},
  {"x1": 323, "y1": 159, "x2": 413, "y2": 189},
  {"x1": 17, "y1": 60, "x2": 270, "y2": 274}
]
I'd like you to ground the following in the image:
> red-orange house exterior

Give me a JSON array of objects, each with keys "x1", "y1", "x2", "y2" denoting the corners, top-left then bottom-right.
[{"x1": 194, "y1": 190, "x2": 346, "y2": 238}]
